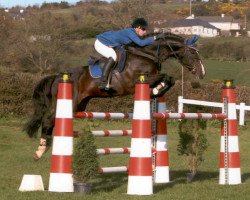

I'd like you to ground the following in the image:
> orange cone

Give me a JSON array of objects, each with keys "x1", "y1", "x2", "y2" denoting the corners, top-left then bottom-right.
[
  {"x1": 219, "y1": 80, "x2": 241, "y2": 185},
  {"x1": 48, "y1": 73, "x2": 74, "y2": 192},
  {"x1": 127, "y1": 75, "x2": 153, "y2": 195}
]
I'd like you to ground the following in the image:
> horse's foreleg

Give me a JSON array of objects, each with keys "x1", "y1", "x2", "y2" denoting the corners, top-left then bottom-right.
[
  {"x1": 151, "y1": 74, "x2": 175, "y2": 97},
  {"x1": 33, "y1": 112, "x2": 55, "y2": 161}
]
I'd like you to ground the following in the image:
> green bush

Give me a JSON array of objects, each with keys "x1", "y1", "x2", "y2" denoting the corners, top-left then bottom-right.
[
  {"x1": 73, "y1": 125, "x2": 99, "y2": 183},
  {"x1": 178, "y1": 118, "x2": 208, "y2": 175},
  {"x1": 0, "y1": 67, "x2": 40, "y2": 117}
]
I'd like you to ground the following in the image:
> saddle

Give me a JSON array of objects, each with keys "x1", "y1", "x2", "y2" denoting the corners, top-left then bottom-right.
[{"x1": 88, "y1": 46, "x2": 127, "y2": 78}]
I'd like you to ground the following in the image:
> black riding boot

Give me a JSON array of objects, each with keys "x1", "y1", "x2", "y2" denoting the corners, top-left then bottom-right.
[{"x1": 99, "y1": 57, "x2": 115, "y2": 90}]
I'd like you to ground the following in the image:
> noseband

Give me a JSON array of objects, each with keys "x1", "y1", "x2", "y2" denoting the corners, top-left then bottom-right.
[{"x1": 167, "y1": 43, "x2": 200, "y2": 72}]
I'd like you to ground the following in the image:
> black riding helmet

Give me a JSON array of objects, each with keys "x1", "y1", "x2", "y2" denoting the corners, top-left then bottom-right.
[{"x1": 131, "y1": 18, "x2": 149, "y2": 29}]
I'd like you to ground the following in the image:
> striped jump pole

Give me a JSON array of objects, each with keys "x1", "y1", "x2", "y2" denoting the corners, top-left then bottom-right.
[
  {"x1": 127, "y1": 75, "x2": 153, "y2": 195},
  {"x1": 98, "y1": 166, "x2": 129, "y2": 174},
  {"x1": 92, "y1": 130, "x2": 132, "y2": 137},
  {"x1": 48, "y1": 73, "x2": 74, "y2": 192},
  {"x1": 153, "y1": 112, "x2": 226, "y2": 119},
  {"x1": 75, "y1": 112, "x2": 133, "y2": 119},
  {"x1": 219, "y1": 80, "x2": 241, "y2": 185},
  {"x1": 97, "y1": 147, "x2": 130, "y2": 155},
  {"x1": 73, "y1": 130, "x2": 132, "y2": 137},
  {"x1": 154, "y1": 96, "x2": 170, "y2": 183}
]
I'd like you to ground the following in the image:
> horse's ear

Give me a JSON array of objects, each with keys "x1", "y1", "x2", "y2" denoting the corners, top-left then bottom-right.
[{"x1": 185, "y1": 35, "x2": 200, "y2": 47}]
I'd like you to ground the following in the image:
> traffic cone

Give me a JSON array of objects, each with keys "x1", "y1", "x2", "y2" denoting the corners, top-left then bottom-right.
[
  {"x1": 219, "y1": 80, "x2": 241, "y2": 185},
  {"x1": 154, "y1": 96, "x2": 170, "y2": 183},
  {"x1": 48, "y1": 73, "x2": 74, "y2": 192},
  {"x1": 127, "y1": 75, "x2": 153, "y2": 195}
]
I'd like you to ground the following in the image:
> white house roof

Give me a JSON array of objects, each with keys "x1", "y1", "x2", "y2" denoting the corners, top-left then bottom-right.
[
  {"x1": 172, "y1": 18, "x2": 220, "y2": 30},
  {"x1": 199, "y1": 15, "x2": 240, "y2": 23}
]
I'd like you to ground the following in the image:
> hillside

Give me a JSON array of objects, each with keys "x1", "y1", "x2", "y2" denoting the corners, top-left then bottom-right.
[{"x1": 1, "y1": 1, "x2": 250, "y2": 117}]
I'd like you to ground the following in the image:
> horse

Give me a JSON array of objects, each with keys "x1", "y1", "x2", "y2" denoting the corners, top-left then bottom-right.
[{"x1": 23, "y1": 32, "x2": 206, "y2": 160}]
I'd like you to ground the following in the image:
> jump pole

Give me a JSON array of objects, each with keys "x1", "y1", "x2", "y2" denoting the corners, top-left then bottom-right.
[
  {"x1": 127, "y1": 75, "x2": 153, "y2": 195},
  {"x1": 152, "y1": 79, "x2": 241, "y2": 185},
  {"x1": 154, "y1": 96, "x2": 170, "y2": 183},
  {"x1": 48, "y1": 73, "x2": 74, "y2": 192},
  {"x1": 219, "y1": 80, "x2": 241, "y2": 184}
]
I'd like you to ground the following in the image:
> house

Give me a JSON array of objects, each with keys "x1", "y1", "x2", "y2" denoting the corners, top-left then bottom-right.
[
  {"x1": 3, "y1": 9, "x2": 29, "y2": 20},
  {"x1": 199, "y1": 14, "x2": 241, "y2": 36},
  {"x1": 168, "y1": 16, "x2": 220, "y2": 37},
  {"x1": 168, "y1": 14, "x2": 242, "y2": 37}
]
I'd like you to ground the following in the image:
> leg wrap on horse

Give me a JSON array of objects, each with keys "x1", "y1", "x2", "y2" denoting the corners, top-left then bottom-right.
[
  {"x1": 152, "y1": 75, "x2": 175, "y2": 97},
  {"x1": 33, "y1": 136, "x2": 52, "y2": 161}
]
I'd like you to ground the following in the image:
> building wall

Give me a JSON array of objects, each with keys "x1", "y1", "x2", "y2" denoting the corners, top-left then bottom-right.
[
  {"x1": 170, "y1": 26, "x2": 218, "y2": 37},
  {"x1": 210, "y1": 22, "x2": 240, "y2": 31}
]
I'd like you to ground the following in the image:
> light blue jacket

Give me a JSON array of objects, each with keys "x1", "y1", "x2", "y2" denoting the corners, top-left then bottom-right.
[{"x1": 97, "y1": 28, "x2": 154, "y2": 48}]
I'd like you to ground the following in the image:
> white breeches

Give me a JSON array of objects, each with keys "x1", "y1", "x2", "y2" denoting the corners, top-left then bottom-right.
[{"x1": 94, "y1": 39, "x2": 117, "y2": 61}]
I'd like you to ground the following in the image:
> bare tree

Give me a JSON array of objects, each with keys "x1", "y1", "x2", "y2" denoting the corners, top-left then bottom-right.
[
  {"x1": 0, "y1": 12, "x2": 14, "y2": 65},
  {"x1": 10, "y1": 12, "x2": 68, "y2": 74},
  {"x1": 111, "y1": 0, "x2": 153, "y2": 29}
]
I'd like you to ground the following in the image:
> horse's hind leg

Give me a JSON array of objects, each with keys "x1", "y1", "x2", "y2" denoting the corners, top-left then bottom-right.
[{"x1": 33, "y1": 111, "x2": 55, "y2": 160}]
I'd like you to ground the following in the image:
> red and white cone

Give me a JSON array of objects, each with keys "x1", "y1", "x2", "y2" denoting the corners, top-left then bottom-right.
[
  {"x1": 48, "y1": 74, "x2": 74, "y2": 192},
  {"x1": 154, "y1": 96, "x2": 170, "y2": 183},
  {"x1": 219, "y1": 80, "x2": 241, "y2": 185},
  {"x1": 127, "y1": 75, "x2": 153, "y2": 195}
]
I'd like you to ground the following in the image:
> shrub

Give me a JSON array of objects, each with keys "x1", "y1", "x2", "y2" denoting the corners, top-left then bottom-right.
[
  {"x1": 178, "y1": 117, "x2": 208, "y2": 176},
  {"x1": 73, "y1": 125, "x2": 99, "y2": 183}
]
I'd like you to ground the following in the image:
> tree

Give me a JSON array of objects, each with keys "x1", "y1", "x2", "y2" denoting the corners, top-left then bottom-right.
[
  {"x1": 0, "y1": 12, "x2": 13, "y2": 66},
  {"x1": 10, "y1": 12, "x2": 68, "y2": 74},
  {"x1": 111, "y1": 0, "x2": 153, "y2": 29}
]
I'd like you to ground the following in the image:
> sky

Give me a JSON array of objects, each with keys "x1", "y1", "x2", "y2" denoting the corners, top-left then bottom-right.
[{"x1": 0, "y1": 0, "x2": 112, "y2": 8}]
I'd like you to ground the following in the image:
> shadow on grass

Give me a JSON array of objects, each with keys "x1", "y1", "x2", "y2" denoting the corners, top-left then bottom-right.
[
  {"x1": 91, "y1": 173, "x2": 128, "y2": 193},
  {"x1": 242, "y1": 173, "x2": 250, "y2": 183},
  {"x1": 154, "y1": 170, "x2": 219, "y2": 193},
  {"x1": 91, "y1": 170, "x2": 219, "y2": 193}
]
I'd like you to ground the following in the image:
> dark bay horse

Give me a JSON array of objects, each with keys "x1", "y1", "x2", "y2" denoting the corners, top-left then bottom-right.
[{"x1": 23, "y1": 33, "x2": 205, "y2": 160}]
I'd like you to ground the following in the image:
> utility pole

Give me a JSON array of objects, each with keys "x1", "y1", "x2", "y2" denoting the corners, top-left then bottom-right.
[
  {"x1": 189, "y1": 0, "x2": 192, "y2": 16},
  {"x1": 244, "y1": 14, "x2": 247, "y2": 30}
]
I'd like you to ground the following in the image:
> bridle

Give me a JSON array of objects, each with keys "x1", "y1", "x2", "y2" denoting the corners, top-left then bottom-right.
[{"x1": 127, "y1": 36, "x2": 201, "y2": 73}]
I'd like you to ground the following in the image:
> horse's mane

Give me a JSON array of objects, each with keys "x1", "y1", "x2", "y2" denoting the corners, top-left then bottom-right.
[
  {"x1": 127, "y1": 32, "x2": 185, "y2": 51},
  {"x1": 126, "y1": 32, "x2": 185, "y2": 61}
]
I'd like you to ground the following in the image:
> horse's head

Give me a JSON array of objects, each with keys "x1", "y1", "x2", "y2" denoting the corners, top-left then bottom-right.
[
  {"x1": 156, "y1": 33, "x2": 206, "y2": 79},
  {"x1": 177, "y1": 45, "x2": 205, "y2": 79}
]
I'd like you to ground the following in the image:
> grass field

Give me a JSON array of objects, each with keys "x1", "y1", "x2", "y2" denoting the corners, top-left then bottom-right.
[
  {"x1": 0, "y1": 117, "x2": 250, "y2": 200},
  {"x1": 203, "y1": 60, "x2": 250, "y2": 86}
]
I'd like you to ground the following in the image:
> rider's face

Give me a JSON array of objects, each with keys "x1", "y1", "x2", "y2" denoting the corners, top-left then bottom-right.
[{"x1": 135, "y1": 26, "x2": 147, "y2": 37}]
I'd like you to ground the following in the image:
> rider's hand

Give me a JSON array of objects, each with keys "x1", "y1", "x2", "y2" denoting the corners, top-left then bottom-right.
[{"x1": 154, "y1": 33, "x2": 165, "y2": 40}]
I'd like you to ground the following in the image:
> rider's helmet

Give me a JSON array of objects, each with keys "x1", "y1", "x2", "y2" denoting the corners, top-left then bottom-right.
[{"x1": 131, "y1": 18, "x2": 149, "y2": 29}]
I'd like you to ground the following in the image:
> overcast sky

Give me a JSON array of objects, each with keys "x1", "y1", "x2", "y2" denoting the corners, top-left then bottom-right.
[{"x1": 0, "y1": 0, "x2": 112, "y2": 8}]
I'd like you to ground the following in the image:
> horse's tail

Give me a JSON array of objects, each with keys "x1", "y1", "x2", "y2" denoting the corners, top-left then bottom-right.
[{"x1": 23, "y1": 75, "x2": 57, "y2": 138}]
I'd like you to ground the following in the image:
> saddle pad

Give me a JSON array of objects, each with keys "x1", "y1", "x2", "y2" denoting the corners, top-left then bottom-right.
[{"x1": 89, "y1": 62, "x2": 102, "y2": 78}]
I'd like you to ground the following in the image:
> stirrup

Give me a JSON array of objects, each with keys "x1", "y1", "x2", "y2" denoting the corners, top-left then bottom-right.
[{"x1": 99, "y1": 82, "x2": 107, "y2": 90}]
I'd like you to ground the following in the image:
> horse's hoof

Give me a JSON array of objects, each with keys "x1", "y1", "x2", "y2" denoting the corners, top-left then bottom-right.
[
  {"x1": 33, "y1": 153, "x2": 41, "y2": 161},
  {"x1": 33, "y1": 146, "x2": 50, "y2": 161}
]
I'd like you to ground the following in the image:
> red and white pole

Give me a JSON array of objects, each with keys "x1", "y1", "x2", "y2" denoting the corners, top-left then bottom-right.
[
  {"x1": 48, "y1": 73, "x2": 74, "y2": 192},
  {"x1": 154, "y1": 96, "x2": 170, "y2": 183},
  {"x1": 127, "y1": 75, "x2": 153, "y2": 195},
  {"x1": 219, "y1": 80, "x2": 241, "y2": 185}
]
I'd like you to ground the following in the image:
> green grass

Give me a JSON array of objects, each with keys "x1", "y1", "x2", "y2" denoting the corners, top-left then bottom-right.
[
  {"x1": 0, "y1": 117, "x2": 250, "y2": 200},
  {"x1": 202, "y1": 60, "x2": 250, "y2": 86}
]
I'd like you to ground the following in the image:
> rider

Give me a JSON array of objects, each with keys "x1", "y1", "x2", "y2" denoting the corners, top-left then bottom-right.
[{"x1": 95, "y1": 17, "x2": 158, "y2": 90}]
